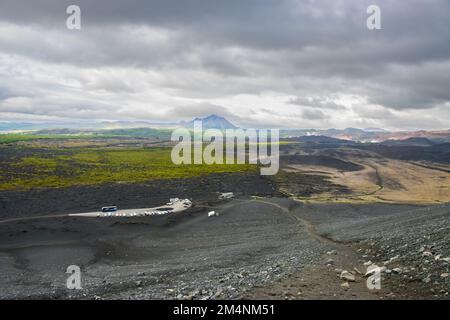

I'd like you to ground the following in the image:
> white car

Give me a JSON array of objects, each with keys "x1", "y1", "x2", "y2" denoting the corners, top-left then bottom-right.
[{"x1": 208, "y1": 211, "x2": 219, "y2": 217}]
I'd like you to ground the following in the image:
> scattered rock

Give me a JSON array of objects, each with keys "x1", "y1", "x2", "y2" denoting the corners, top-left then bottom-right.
[
  {"x1": 283, "y1": 291, "x2": 293, "y2": 297},
  {"x1": 325, "y1": 258, "x2": 335, "y2": 266},
  {"x1": 340, "y1": 282, "x2": 350, "y2": 290},
  {"x1": 212, "y1": 288, "x2": 223, "y2": 299},
  {"x1": 384, "y1": 255, "x2": 399, "y2": 265},
  {"x1": 340, "y1": 271, "x2": 356, "y2": 282},
  {"x1": 392, "y1": 268, "x2": 402, "y2": 274}
]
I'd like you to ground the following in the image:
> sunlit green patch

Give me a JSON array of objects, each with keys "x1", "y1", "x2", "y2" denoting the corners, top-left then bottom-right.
[
  {"x1": 0, "y1": 133, "x2": 111, "y2": 144},
  {"x1": 0, "y1": 147, "x2": 256, "y2": 190}
]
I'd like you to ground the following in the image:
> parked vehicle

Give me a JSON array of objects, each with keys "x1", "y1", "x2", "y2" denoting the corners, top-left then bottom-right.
[{"x1": 101, "y1": 206, "x2": 117, "y2": 212}]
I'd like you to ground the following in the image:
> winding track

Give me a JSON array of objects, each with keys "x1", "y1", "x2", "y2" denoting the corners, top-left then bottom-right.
[{"x1": 238, "y1": 198, "x2": 338, "y2": 246}]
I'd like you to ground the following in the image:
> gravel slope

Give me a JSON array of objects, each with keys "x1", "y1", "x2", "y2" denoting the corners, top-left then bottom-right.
[{"x1": 0, "y1": 195, "x2": 448, "y2": 299}]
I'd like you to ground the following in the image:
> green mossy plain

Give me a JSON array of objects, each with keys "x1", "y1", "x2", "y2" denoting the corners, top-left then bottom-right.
[{"x1": 0, "y1": 147, "x2": 256, "y2": 190}]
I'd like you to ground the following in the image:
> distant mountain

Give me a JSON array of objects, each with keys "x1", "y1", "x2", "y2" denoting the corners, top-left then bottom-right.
[
  {"x1": 100, "y1": 120, "x2": 177, "y2": 129},
  {"x1": 282, "y1": 128, "x2": 450, "y2": 143},
  {"x1": 283, "y1": 127, "x2": 379, "y2": 142},
  {"x1": 2, "y1": 118, "x2": 448, "y2": 145},
  {"x1": 378, "y1": 129, "x2": 450, "y2": 144},
  {"x1": 292, "y1": 135, "x2": 355, "y2": 145},
  {"x1": 322, "y1": 128, "x2": 368, "y2": 141},
  {"x1": 364, "y1": 127, "x2": 388, "y2": 133},
  {"x1": 380, "y1": 137, "x2": 435, "y2": 147},
  {"x1": 0, "y1": 121, "x2": 96, "y2": 132},
  {"x1": 183, "y1": 114, "x2": 237, "y2": 130}
]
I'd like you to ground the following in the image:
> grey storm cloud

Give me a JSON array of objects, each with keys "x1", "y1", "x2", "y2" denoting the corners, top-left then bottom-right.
[
  {"x1": 288, "y1": 96, "x2": 347, "y2": 110},
  {"x1": 0, "y1": 0, "x2": 449, "y2": 129},
  {"x1": 301, "y1": 109, "x2": 328, "y2": 120}
]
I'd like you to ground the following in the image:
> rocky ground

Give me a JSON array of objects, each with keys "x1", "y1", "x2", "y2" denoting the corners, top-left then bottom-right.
[
  {"x1": 246, "y1": 202, "x2": 450, "y2": 300},
  {"x1": 351, "y1": 205, "x2": 450, "y2": 299},
  {"x1": 0, "y1": 197, "x2": 328, "y2": 299},
  {"x1": 0, "y1": 185, "x2": 448, "y2": 299}
]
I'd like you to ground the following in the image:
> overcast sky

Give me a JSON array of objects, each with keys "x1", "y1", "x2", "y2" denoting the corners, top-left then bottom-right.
[{"x1": 0, "y1": 0, "x2": 449, "y2": 130}]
